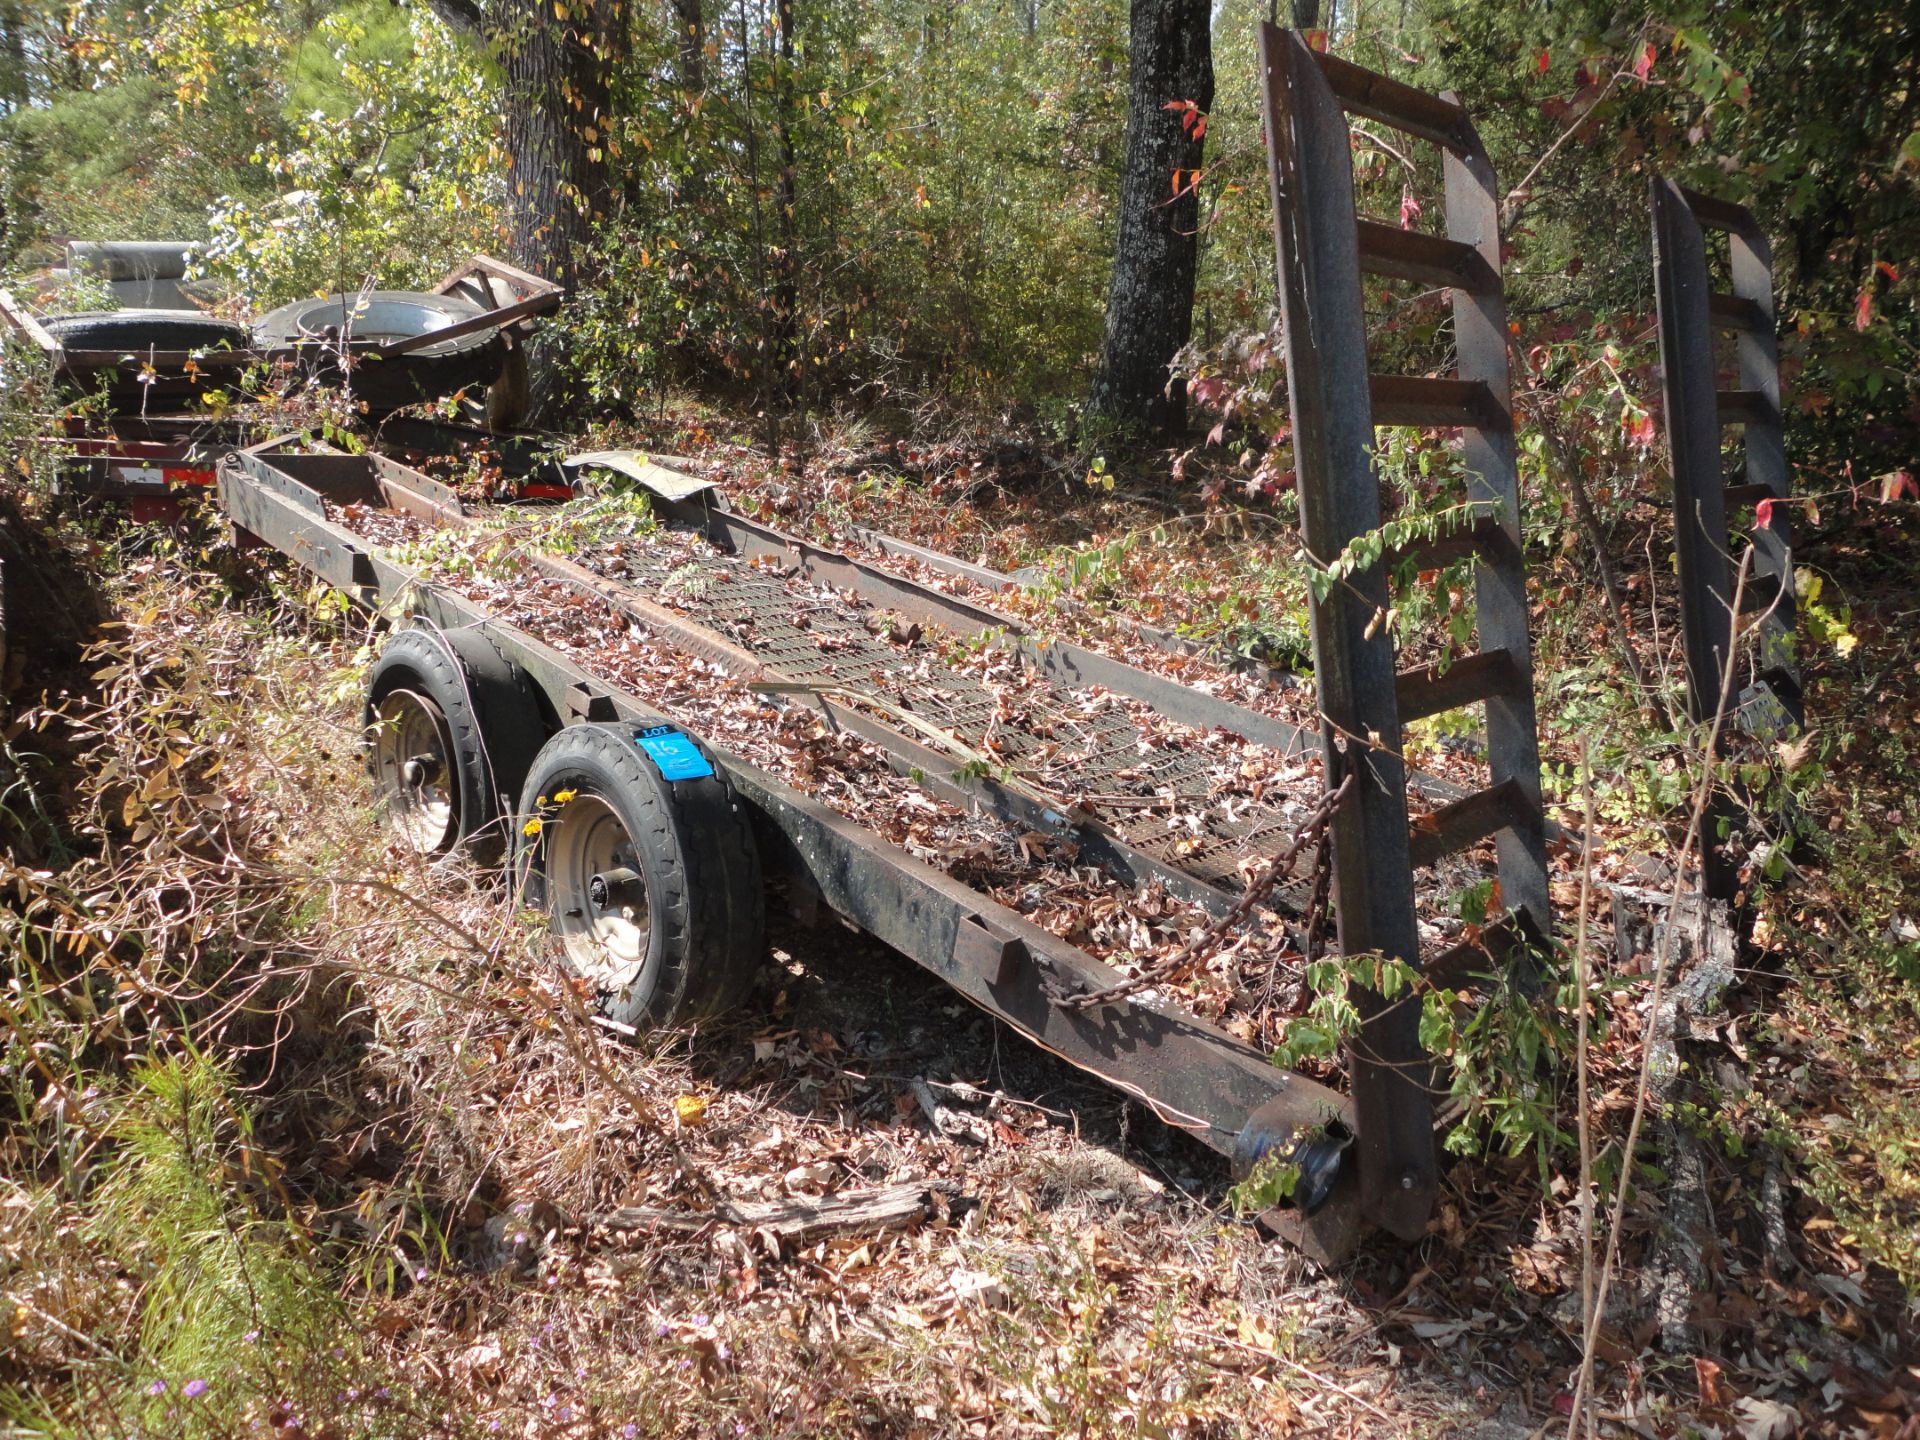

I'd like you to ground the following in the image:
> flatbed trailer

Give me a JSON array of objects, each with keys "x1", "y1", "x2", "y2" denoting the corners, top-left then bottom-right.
[
  {"x1": 46, "y1": 41, "x2": 1599, "y2": 1260},
  {"x1": 215, "y1": 436, "x2": 1514, "y2": 1260}
]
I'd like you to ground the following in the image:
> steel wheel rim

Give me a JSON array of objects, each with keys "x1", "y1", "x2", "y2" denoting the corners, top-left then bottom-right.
[
  {"x1": 373, "y1": 689, "x2": 459, "y2": 853},
  {"x1": 548, "y1": 792, "x2": 651, "y2": 991}
]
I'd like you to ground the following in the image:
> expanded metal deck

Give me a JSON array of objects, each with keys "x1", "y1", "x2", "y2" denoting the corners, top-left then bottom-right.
[{"x1": 567, "y1": 531, "x2": 1322, "y2": 896}]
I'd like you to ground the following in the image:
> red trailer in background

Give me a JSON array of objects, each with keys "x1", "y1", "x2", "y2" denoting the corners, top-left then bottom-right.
[{"x1": 0, "y1": 252, "x2": 565, "y2": 519}]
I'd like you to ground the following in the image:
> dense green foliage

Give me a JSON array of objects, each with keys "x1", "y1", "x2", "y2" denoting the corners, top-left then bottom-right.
[{"x1": 2, "y1": 0, "x2": 1911, "y2": 451}]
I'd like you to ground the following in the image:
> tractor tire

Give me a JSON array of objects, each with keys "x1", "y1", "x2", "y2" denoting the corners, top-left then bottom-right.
[
  {"x1": 253, "y1": 290, "x2": 507, "y2": 414},
  {"x1": 42, "y1": 309, "x2": 250, "y2": 354}
]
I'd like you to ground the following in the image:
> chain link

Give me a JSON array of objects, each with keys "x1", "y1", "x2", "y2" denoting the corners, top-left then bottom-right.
[{"x1": 1059, "y1": 771, "x2": 1355, "y2": 1012}]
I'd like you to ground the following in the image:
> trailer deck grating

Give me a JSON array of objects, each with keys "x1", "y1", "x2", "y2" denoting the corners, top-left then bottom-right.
[{"x1": 563, "y1": 530, "x2": 1325, "y2": 894}]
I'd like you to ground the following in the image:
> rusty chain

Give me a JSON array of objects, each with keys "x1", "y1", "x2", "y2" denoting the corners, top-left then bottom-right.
[{"x1": 1058, "y1": 770, "x2": 1356, "y2": 1012}]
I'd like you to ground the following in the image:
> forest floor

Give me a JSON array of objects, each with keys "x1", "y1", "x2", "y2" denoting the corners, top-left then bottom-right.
[{"x1": 2, "y1": 401, "x2": 1917, "y2": 1438}]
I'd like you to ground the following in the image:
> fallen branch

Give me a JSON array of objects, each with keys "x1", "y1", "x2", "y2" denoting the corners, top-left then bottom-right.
[{"x1": 597, "y1": 1181, "x2": 950, "y2": 1248}]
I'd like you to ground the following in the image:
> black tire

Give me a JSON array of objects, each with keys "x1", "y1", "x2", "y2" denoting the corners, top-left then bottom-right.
[
  {"x1": 253, "y1": 291, "x2": 506, "y2": 414},
  {"x1": 364, "y1": 626, "x2": 548, "y2": 864},
  {"x1": 514, "y1": 722, "x2": 764, "y2": 1029},
  {"x1": 42, "y1": 309, "x2": 251, "y2": 354}
]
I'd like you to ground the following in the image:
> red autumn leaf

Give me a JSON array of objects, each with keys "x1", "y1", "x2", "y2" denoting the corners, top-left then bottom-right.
[
  {"x1": 1696, "y1": 1357, "x2": 1733, "y2": 1411},
  {"x1": 1536, "y1": 49, "x2": 1551, "y2": 74},
  {"x1": 1633, "y1": 42, "x2": 1656, "y2": 81},
  {"x1": 1400, "y1": 186, "x2": 1422, "y2": 229},
  {"x1": 1755, "y1": 497, "x2": 1774, "y2": 528},
  {"x1": 1856, "y1": 286, "x2": 1874, "y2": 331},
  {"x1": 1875, "y1": 260, "x2": 1900, "y2": 282},
  {"x1": 1625, "y1": 411, "x2": 1656, "y2": 448},
  {"x1": 1883, "y1": 470, "x2": 1918, "y2": 502},
  {"x1": 1191, "y1": 114, "x2": 1207, "y2": 141}
]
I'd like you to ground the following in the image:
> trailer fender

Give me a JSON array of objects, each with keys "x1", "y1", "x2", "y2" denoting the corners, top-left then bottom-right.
[{"x1": 514, "y1": 722, "x2": 765, "y2": 1029}]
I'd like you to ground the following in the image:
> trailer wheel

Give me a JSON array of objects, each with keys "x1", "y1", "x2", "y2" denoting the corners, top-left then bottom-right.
[
  {"x1": 514, "y1": 722, "x2": 764, "y2": 1029},
  {"x1": 365, "y1": 627, "x2": 547, "y2": 863}
]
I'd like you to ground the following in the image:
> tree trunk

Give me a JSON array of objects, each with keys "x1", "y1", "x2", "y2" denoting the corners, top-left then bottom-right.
[
  {"x1": 497, "y1": 0, "x2": 617, "y2": 291},
  {"x1": 771, "y1": 0, "x2": 800, "y2": 406},
  {"x1": 0, "y1": 0, "x2": 27, "y2": 112},
  {"x1": 426, "y1": 0, "x2": 620, "y2": 420},
  {"x1": 670, "y1": 0, "x2": 705, "y2": 91},
  {"x1": 1089, "y1": 0, "x2": 1212, "y2": 437}
]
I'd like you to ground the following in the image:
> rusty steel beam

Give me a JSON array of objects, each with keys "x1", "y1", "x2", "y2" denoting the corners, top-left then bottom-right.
[{"x1": 1261, "y1": 23, "x2": 1435, "y2": 1243}]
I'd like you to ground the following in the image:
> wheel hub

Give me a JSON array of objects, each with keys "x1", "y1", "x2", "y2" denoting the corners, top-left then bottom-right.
[
  {"x1": 373, "y1": 689, "x2": 458, "y2": 854},
  {"x1": 400, "y1": 754, "x2": 444, "y2": 790},
  {"x1": 587, "y1": 866, "x2": 644, "y2": 914},
  {"x1": 547, "y1": 794, "x2": 651, "y2": 991}
]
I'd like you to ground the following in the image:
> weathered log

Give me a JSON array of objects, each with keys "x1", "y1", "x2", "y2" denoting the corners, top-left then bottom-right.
[{"x1": 598, "y1": 1182, "x2": 942, "y2": 1248}]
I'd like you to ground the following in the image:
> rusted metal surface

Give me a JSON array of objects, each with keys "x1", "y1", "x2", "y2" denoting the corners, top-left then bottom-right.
[
  {"x1": 310, "y1": 445, "x2": 1326, "y2": 922},
  {"x1": 1652, "y1": 178, "x2": 1798, "y2": 728},
  {"x1": 1262, "y1": 24, "x2": 1433, "y2": 1243},
  {"x1": 1650, "y1": 178, "x2": 1799, "y2": 903},
  {"x1": 213, "y1": 448, "x2": 1355, "y2": 1165},
  {"x1": 1261, "y1": 23, "x2": 1555, "y2": 1241}
]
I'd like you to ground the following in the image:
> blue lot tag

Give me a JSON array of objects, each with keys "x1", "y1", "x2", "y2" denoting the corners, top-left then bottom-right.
[{"x1": 635, "y1": 725, "x2": 715, "y2": 782}]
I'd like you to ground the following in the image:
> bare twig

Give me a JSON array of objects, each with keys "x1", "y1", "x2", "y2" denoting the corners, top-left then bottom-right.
[
  {"x1": 1571, "y1": 738, "x2": 1597, "y2": 1438},
  {"x1": 1566, "y1": 548, "x2": 1755, "y2": 1437}
]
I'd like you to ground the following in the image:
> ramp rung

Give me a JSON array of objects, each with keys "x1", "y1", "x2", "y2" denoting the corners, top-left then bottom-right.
[
  {"x1": 1424, "y1": 916, "x2": 1525, "y2": 990},
  {"x1": 1717, "y1": 389, "x2": 1776, "y2": 426},
  {"x1": 1738, "y1": 568, "x2": 1786, "y2": 613},
  {"x1": 1314, "y1": 49, "x2": 1472, "y2": 154},
  {"x1": 1723, "y1": 481, "x2": 1778, "y2": 509},
  {"x1": 1386, "y1": 514, "x2": 1515, "y2": 572},
  {"x1": 1678, "y1": 185, "x2": 1758, "y2": 235},
  {"x1": 1408, "y1": 778, "x2": 1531, "y2": 869},
  {"x1": 1370, "y1": 374, "x2": 1503, "y2": 429},
  {"x1": 1708, "y1": 291, "x2": 1767, "y2": 332},
  {"x1": 1395, "y1": 649, "x2": 1524, "y2": 724},
  {"x1": 1355, "y1": 221, "x2": 1496, "y2": 291}
]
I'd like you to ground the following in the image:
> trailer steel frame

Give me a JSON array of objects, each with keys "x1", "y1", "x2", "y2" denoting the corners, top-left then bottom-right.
[{"x1": 217, "y1": 442, "x2": 1391, "y2": 1259}]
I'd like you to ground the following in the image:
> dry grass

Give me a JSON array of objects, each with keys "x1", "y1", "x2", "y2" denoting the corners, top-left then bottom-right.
[{"x1": 6, "y1": 469, "x2": 1918, "y2": 1439}]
